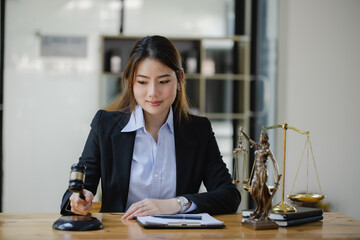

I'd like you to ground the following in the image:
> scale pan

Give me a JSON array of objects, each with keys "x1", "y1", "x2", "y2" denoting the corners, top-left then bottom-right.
[
  {"x1": 287, "y1": 193, "x2": 325, "y2": 202},
  {"x1": 243, "y1": 185, "x2": 277, "y2": 193}
]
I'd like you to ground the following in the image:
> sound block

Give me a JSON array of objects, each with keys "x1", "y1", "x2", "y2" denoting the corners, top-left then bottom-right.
[
  {"x1": 242, "y1": 218, "x2": 278, "y2": 230},
  {"x1": 52, "y1": 215, "x2": 103, "y2": 231}
]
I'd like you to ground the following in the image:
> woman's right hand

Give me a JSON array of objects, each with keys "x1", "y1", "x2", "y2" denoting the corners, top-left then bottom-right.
[{"x1": 69, "y1": 189, "x2": 94, "y2": 215}]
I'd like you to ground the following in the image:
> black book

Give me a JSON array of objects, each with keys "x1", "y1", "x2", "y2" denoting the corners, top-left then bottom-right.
[
  {"x1": 242, "y1": 207, "x2": 323, "y2": 221},
  {"x1": 242, "y1": 215, "x2": 323, "y2": 227}
]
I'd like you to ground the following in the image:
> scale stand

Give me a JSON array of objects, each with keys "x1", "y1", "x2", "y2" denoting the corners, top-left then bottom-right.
[
  {"x1": 263, "y1": 120, "x2": 325, "y2": 212},
  {"x1": 262, "y1": 121, "x2": 311, "y2": 213}
]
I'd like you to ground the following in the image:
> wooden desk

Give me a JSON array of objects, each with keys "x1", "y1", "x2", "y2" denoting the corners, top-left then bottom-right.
[{"x1": 0, "y1": 212, "x2": 359, "y2": 239}]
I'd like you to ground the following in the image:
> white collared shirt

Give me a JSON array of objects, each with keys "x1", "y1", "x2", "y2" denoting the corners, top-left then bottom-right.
[{"x1": 122, "y1": 105, "x2": 177, "y2": 210}]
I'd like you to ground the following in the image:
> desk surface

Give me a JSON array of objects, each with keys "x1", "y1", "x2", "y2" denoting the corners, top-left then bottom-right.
[{"x1": 0, "y1": 212, "x2": 359, "y2": 239}]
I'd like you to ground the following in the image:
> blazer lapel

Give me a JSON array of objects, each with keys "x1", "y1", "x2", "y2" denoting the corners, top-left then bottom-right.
[
  {"x1": 111, "y1": 114, "x2": 135, "y2": 210},
  {"x1": 174, "y1": 121, "x2": 199, "y2": 196}
]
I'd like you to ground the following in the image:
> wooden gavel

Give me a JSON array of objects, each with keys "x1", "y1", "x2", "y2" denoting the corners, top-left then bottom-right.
[
  {"x1": 53, "y1": 162, "x2": 103, "y2": 231},
  {"x1": 68, "y1": 162, "x2": 86, "y2": 199}
]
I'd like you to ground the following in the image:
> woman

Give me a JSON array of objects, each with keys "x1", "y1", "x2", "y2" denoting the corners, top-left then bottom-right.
[{"x1": 60, "y1": 35, "x2": 240, "y2": 220}]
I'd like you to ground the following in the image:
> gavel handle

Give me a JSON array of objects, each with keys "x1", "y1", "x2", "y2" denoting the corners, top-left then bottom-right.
[{"x1": 79, "y1": 190, "x2": 85, "y2": 200}]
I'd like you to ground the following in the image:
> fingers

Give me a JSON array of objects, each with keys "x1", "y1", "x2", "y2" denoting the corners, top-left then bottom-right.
[
  {"x1": 69, "y1": 190, "x2": 93, "y2": 215},
  {"x1": 122, "y1": 200, "x2": 150, "y2": 220},
  {"x1": 83, "y1": 189, "x2": 94, "y2": 202},
  {"x1": 71, "y1": 200, "x2": 92, "y2": 215},
  {"x1": 122, "y1": 198, "x2": 180, "y2": 220}
]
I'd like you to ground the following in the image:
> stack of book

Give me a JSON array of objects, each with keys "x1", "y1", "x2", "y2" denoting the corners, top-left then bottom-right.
[{"x1": 242, "y1": 207, "x2": 323, "y2": 227}]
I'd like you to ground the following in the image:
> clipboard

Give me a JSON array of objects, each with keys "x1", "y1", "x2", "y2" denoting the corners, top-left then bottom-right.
[{"x1": 136, "y1": 213, "x2": 225, "y2": 229}]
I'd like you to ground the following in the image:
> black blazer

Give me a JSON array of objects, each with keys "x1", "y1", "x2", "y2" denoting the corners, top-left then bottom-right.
[{"x1": 61, "y1": 110, "x2": 241, "y2": 215}]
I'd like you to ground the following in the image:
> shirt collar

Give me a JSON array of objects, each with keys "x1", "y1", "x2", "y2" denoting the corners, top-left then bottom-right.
[
  {"x1": 121, "y1": 105, "x2": 174, "y2": 134},
  {"x1": 166, "y1": 107, "x2": 175, "y2": 134}
]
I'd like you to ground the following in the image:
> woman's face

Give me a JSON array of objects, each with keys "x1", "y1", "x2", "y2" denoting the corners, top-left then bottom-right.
[{"x1": 133, "y1": 58, "x2": 179, "y2": 122}]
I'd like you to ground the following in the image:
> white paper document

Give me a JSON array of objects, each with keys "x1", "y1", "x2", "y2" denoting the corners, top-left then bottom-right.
[{"x1": 136, "y1": 213, "x2": 225, "y2": 228}]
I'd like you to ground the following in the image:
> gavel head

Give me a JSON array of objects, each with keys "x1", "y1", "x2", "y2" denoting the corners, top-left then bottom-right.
[{"x1": 68, "y1": 162, "x2": 86, "y2": 194}]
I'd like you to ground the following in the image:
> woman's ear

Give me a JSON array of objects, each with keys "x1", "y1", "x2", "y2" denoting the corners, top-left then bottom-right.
[
  {"x1": 179, "y1": 70, "x2": 184, "y2": 81},
  {"x1": 177, "y1": 70, "x2": 184, "y2": 91},
  {"x1": 177, "y1": 70, "x2": 185, "y2": 87}
]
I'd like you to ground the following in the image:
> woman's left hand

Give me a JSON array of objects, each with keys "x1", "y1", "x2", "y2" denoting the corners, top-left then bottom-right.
[{"x1": 122, "y1": 198, "x2": 182, "y2": 220}]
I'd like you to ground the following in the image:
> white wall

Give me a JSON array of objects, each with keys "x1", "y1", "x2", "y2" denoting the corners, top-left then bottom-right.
[
  {"x1": 124, "y1": 0, "x2": 233, "y2": 37},
  {"x1": 3, "y1": 0, "x2": 120, "y2": 212},
  {"x1": 277, "y1": 0, "x2": 360, "y2": 219}
]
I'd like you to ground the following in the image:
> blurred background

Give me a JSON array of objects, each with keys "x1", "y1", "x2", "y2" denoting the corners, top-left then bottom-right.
[{"x1": 0, "y1": 0, "x2": 359, "y2": 220}]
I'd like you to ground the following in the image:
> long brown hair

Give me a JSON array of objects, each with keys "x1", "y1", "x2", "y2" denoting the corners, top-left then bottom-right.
[{"x1": 113, "y1": 35, "x2": 189, "y2": 123}]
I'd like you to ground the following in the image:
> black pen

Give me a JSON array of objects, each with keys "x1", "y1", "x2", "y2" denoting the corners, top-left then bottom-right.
[{"x1": 152, "y1": 214, "x2": 202, "y2": 220}]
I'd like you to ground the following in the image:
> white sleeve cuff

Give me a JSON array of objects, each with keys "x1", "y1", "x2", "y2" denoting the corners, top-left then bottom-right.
[{"x1": 184, "y1": 201, "x2": 197, "y2": 213}]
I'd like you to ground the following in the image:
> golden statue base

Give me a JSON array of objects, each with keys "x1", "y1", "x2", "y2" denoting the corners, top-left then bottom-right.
[
  {"x1": 272, "y1": 201, "x2": 296, "y2": 213},
  {"x1": 242, "y1": 218, "x2": 278, "y2": 230}
]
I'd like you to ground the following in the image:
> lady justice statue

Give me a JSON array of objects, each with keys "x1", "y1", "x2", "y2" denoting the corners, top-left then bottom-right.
[{"x1": 237, "y1": 128, "x2": 282, "y2": 230}]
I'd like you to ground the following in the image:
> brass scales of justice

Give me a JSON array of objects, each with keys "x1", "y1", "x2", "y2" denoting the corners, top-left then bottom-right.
[{"x1": 233, "y1": 121, "x2": 325, "y2": 213}]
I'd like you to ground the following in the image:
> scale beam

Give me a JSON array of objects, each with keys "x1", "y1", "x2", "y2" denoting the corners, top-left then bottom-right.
[{"x1": 262, "y1": 122, "x2": 310, "y2": 135}]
